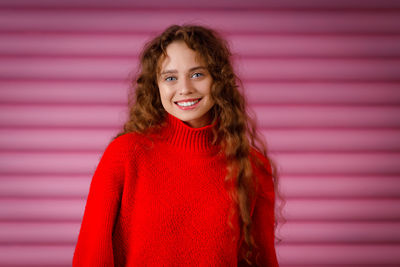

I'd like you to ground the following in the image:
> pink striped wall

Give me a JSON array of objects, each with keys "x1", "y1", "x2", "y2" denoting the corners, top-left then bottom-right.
[{"x1": 1, "y1": 1, "x2": 400, "y2": 266}]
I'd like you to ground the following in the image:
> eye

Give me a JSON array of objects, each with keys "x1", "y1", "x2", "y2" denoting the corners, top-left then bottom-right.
[
  {"x1": 165, "y1": 76, "x2": 177, "y2": 82},
  {"x1": 192, "y1": 72, "x2": 204, "y2": 78}
]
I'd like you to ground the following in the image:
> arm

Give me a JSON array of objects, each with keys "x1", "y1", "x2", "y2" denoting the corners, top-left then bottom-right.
[
  {"x1": 73, "y1": 136, "x2": 128, "y2": 267},
  {"x1": 250, "y1": 150, "x2": 279, "y2": 267}
]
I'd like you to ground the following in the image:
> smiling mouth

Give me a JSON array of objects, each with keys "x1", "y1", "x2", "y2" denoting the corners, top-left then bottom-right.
[{"x1": 175, "y1": 98, "x2": 202, "y2": 107}]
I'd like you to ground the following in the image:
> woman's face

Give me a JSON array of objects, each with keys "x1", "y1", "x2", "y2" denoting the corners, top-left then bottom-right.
[{"x1": 157, "y1": 41, "x2": 214, "y2": 128}]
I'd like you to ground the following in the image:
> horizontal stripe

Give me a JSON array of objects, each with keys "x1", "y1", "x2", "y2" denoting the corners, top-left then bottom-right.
[
  {"x1": 277, "y1": 244, "x2": 400, "y2": 265},
  {"x1": 280, "y1": 176, "x2": 400, "y2": 198},
  {"x1": 1, "y1": 81, "x2": 399, "y2": 105},
  {"x1": 0, "y1": 222, "x2": 80, "y2": 243},
  {"x1": 245, "y1": 82, "x2": 400, "y2": 104},
  {"x1": 1, "y1": 33, "x2": 400, "y2": 57},
  {"x1": 0, "y1": 175, "x2": 91, "y2": 198},
  {"x1": 1, "y1": 0, "x2": 400, "y2": 9},
  {"x1": 272, "y1": 152, "x2": 400, "y2": 175},
  {"x1": 0, "y1": 245, "x2": 73, "y2": 266},
  {"x1": 279, "y1": 222, "x2": 400, "y2": 243},
  {"x1": 0, "y1": 221, "x2": 399, "y2": 244},
  {"x1": 1, "y1": 58, "x2": 400, "y2": 81},
  {"x1": 0, "y1": 198, "x2": 399, "y2": 221},
  {"x1": 0, "y1": 244, "x2": 399, "y2": 266},
  {"x1": 0, "y1": 80, "x2": 127, "y2": 104},
  {"x1": 0, "y1": 175, "x2": 399, "y2": 198},
  {"x1": 0, "y1": 152, "x2": 399, "y2": 175},
  {"x1": 282, "y1": 199, "x2": 400, "y2": 221},
  {"x1": 0, "y1": 10, "x2": 399, "y2": 34},
  {"x1": 262, "y1": 129, "x2": 400, "y2": 152},
  {"x1": 1, "y1": 105, "x2": 399, "y2": 128},
  {"x1": 0, "y1": 128, "x2": 399, "y2": 152}
]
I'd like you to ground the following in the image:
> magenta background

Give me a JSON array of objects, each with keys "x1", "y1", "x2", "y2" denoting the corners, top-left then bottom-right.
[{"x1": 0, "y1": 0, "x2": 400, "y2": 266}]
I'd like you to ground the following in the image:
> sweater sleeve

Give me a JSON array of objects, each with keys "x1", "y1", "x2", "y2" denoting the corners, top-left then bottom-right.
[
  {"x1": 73, "y1": 136, "x2": 129, "y2": 267},
  {"x1": 250, "y1": 150, "x2": 279, "y2": 267}
]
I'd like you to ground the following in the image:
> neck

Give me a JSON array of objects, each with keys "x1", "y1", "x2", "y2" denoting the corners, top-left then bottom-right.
[{"x1": 159, "y1": 113, "x2": 219, "y2": 154}]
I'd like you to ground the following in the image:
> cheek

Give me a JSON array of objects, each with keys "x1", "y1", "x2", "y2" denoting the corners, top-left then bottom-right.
[
  {"x1": 204, "y1": 82, "x2": 214, "y2": 101},
  {"x1": 158, "y1": 85, "x2": 172, "y2": 105},
  {"x1": 204, "y1": 79, "x2": 213, "y2": 94},
  {"x1": 206, "y1": 97, "x2": 215, "y2": 110}
]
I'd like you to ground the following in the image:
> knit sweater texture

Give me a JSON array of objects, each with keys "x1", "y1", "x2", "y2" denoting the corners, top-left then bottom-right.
[{"x1": 73, "y1": 114, "x2": 278, "y2": 267}]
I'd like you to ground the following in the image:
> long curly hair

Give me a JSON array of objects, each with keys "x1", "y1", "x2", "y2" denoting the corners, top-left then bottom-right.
[{"x1": 117, "y1": 24, "x2": 281, "y2": 265}]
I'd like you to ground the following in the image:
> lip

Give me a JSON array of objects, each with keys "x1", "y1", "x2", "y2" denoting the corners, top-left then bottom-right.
[
  {"x1": 174, "y1": 98, "x2": 202, "y2": 110},
  {"x1": 174, "y1": 98, "x2": 202, "y2": 103}
]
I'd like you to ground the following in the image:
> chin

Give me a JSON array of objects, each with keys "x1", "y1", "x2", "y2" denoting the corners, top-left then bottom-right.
[{"x1": 173, "y1": 111, "x2": 210, "y2": 127}]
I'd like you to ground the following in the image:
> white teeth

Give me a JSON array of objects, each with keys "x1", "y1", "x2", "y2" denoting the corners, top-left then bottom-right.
[{"x1": 176, "y1": 99, "x2": 200, "y2": 107}]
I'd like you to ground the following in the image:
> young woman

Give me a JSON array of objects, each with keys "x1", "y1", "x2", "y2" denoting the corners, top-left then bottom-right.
[{"x1": 73, "y1": 24, "x2": 279, "y2": 266}]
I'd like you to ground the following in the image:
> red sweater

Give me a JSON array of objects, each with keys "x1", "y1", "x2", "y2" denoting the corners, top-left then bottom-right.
[{"x1": 73, "y1": 114, "x2": 278, "y2": 267}]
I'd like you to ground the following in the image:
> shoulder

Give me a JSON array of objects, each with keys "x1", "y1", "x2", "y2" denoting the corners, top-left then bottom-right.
[
  {"x1": 249, "y1": 147, "x2": 271, "y2": 173},
  {"x1": 106, "y1": 132, "x2": 136, "y2": 151},
  {"x1": 249, "y1": 147, "x2": 275, "y2": 199},
  {"x1": 102, "y1": 132, "x2": 150, "y2": 160}
]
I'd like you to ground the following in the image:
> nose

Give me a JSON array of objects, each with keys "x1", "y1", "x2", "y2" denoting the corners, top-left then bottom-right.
[{"x1": 178, "y1": 77, "x2": 194, "y2": 95}]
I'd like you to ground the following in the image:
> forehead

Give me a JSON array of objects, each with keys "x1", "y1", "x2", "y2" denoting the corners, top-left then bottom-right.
[{"x1": 158, "y1": 41, "x2": 206, "y2": 72}]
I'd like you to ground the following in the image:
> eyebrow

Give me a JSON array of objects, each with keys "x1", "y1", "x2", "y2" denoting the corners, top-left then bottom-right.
[{"x1": 160, "y1": 66, "x2": 207, "y2": 75}]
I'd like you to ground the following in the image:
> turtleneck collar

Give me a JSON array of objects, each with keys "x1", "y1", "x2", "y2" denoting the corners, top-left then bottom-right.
[{"x1": 159, "y1": 113, "x2": 219, "y2": 154}]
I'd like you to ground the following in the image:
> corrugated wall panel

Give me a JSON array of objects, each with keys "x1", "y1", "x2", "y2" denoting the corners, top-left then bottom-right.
[
  {"x1": 1, "y1": 105, "x2": 399, "y2": 128},
  {"x1": 1, "y1": 151, "x2": 399, "y2": 175},
  {"x1": 2, "y1": 81, "x2": 400, "y2": 104},
  {"x1": 1, "y1": 198, "x2": 399, "y2": 222},
  {"x1": 2, "y1": 244, "x2": 400, "y2": 266},
  {"x1": 1, "y1": 0, "x2": 400, "y2": 9},
  {"x1": 2, "y1": 34, "x2": 400, "y2": 57},
  {"x1": 2, "y1": 58, "x2": 400, "y2": 80},
  {"x1": 0, "y1": 1, "x2": 399, "y2": 266},
  {"x1": 1, "y1": 176, "x2": 400, "y2": 199},
  {"x1": 2, "y1": 221, "x2": 400, "y2": 244},
  {"x1": 1, "y1": 10, "x2": 399, "y2": 33},
  {"x1": 2, "y1": 129, "x2": 400, "y2": 151}
]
